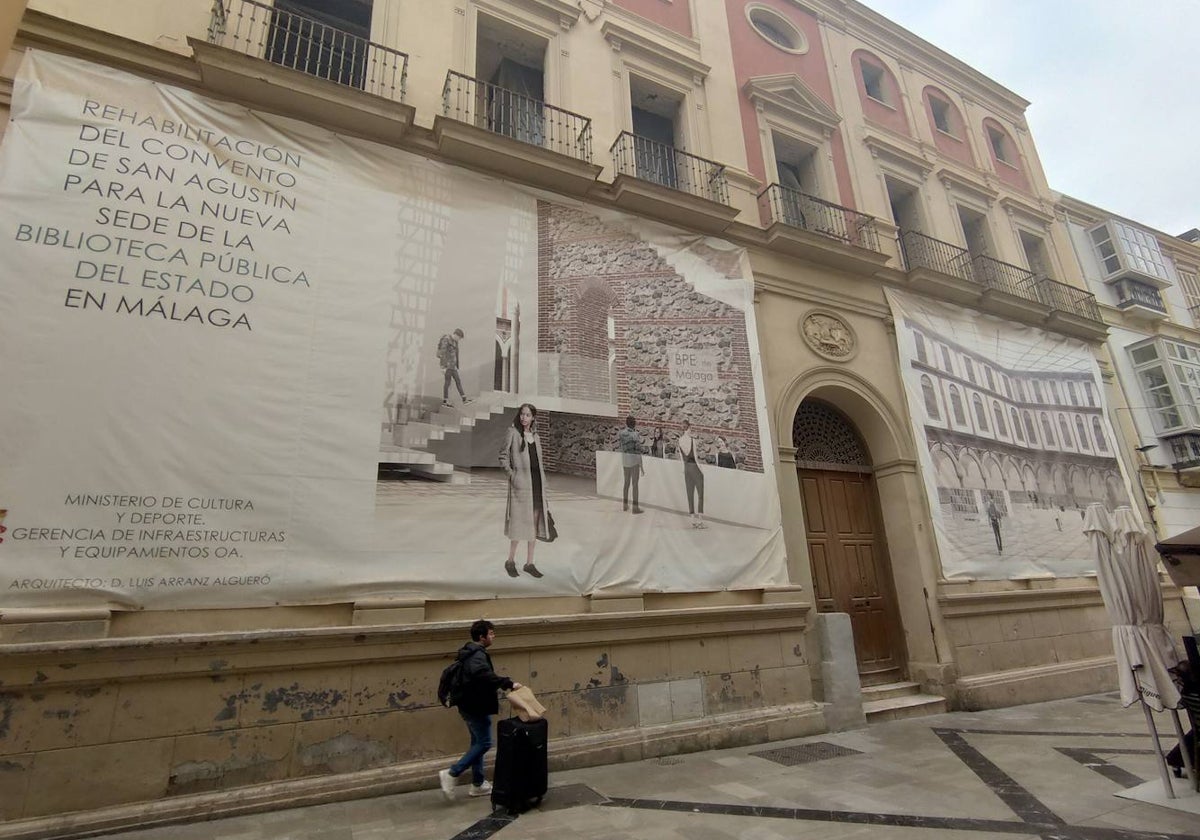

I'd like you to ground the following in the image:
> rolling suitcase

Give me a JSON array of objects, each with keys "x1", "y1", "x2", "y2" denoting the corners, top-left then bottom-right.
[{"x1": 490, "y1": 716, "x2": 548, "y2": 813}]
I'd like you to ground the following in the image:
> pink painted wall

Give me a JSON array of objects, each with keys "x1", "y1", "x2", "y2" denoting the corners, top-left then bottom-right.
[
  {"x1": 982, "y1": 118, "x2": 1030, "y2": 193},
  {"x1": 921, "y1": 87, "x2": 973, "y2": 167},
  {"x1": 852, "y1": 49, "x2": 909, "y2": 138},
  {"x1": 723, "y1": 0, "x2": 856, "y2": 209},
  {"x1": 612, "y1": 0, "x2": 692, "y2": 38}
]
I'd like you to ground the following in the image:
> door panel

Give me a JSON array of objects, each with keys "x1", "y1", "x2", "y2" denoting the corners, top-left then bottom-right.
[{"x1": 799, "y1": 469, "x2": 902, "y2": 673}]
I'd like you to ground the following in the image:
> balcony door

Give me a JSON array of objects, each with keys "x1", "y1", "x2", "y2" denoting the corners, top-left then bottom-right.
[
  {"x1": 269, "y1": 0, "x2": 373, "y2": 89},
  {"x1": 630, "y1": 76, "x2": 683, "y2": 190},
  {"x1": 476, "y1": 15, "x2": 547, "y2": 147},
  {"x1": 774, "y1": 132, "x2": 821, "y2": 230}
]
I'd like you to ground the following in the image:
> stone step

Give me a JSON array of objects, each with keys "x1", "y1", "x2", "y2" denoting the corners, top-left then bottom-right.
[
  {"x1": 858, "y1": 666, "x2": 904, "y2": 687},
  {"x1": 861, "y1": 681, "x2": 922, "y2": 703},
  {"x1": 863, "y1": 692, "x2": 947, "y2": 723}
]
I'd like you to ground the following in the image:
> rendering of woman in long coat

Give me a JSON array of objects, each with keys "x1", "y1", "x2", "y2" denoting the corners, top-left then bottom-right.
[{"x1": 499, "y1": 403, "x2": 551, "y2": 578}]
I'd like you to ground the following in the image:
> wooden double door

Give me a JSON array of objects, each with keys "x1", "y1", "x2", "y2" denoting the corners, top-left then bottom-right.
[{"x1": 799, "y1": 468, "x2": 903, "y2": 674}]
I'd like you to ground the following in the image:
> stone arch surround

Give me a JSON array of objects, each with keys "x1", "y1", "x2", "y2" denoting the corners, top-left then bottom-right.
[{"x1": 773, "y1": 366, "x2": 949, "y2": 678}]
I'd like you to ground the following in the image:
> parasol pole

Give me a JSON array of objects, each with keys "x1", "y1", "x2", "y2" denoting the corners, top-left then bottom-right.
[
  {"x1": 1135, "y1": 668, "x2": 1177, "y2": 798},
  {"x1": 1168, "y1": 706, "x2": 1195, "y2": 782}
]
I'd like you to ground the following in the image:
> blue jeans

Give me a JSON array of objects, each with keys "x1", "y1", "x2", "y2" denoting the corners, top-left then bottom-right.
[{"x1": 449, "y1": 712, "x2": 492, "y2": 786}]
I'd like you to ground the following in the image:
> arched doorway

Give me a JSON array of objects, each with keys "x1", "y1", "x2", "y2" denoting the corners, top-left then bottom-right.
[{"x1": 793, "y1": 399, "x2": 905, "y2": 680}]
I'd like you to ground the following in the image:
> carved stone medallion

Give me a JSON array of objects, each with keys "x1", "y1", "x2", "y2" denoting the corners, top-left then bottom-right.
[{"x1": 801, "y1": 310, "x2": 856, "y2": 361}]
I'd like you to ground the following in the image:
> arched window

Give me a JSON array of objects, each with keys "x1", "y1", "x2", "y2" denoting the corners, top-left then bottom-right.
[
  {"x1": 1050, "y1": 382, "x2": 1062, "y2": 404},
  {"x1": 1023, "y1": 411, "x2": 1038, "y2": 444},
  {"x1": 921, "y1": 375, "x2": 940, "y2": 419},
  {"x1": 1075, "y1": 416, "x2": 1090, "y2": 451},
  {"x1": 1040, "y1": 412, "x2": 1055, "y2": 446},
  {"x1": 1084, "y1": 381, "x2": 1096, "y2": 407},
  {"x1": 973, "y1": 394, "x2": 989, "y2": 430},
  {"x1": 914, "y1": 331, "x2": 928, "y2": 364},
  {"x1": 992, "y1": 402, "x2": 1007, "y2": 436},
  {"x1": 1032, "y1": 381, "x2": 1044, "y2": 402},
  {"x1": 964, "y1": 359, "x2": 976, "y2": 384},
  {"x1": 940, "y1": 345, "x2": 953, "y2": 372},
  {"x1": 984, "y1": 367, "x2": 995, "y2": 391},
  {"x1": 949, "y1": 385, "x2": 966, "y2": 425},
  {"x1": 1067, "y1": 382, "x2": 1078, "y2": 406},
  {"x1": 1092, "y1": 417, "x2": 1108, "y2": 452},
  {"x1": 1011, "y1": 407, "x2": 1024, "y2": 442},
  {"x1": 1057, "y1": 413, "x2": 1072, "y2": 448}
]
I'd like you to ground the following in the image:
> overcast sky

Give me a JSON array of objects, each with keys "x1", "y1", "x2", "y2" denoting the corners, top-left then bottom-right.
[{"x1": 860, "y1": 0, "x2": 1196, "y2": 237}]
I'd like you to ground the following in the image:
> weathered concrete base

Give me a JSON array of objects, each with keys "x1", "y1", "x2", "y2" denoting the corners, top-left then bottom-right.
[
  {"x1": 955, "y1": 656, "x2": 1119, "y2": 711},
  {"x1": 812, "y1": 613, "x2": 866, "y2": 732},
  {"x1": 0, "y1": 702, "x2": 826, "y2": 840}
]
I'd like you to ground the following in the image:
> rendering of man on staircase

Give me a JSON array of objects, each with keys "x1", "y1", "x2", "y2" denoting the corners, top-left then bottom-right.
[{"x1": 438, "y1": 328, "x2": 472, "y2": 408}]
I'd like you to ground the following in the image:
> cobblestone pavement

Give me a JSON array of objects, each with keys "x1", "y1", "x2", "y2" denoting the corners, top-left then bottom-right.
[{"x1": 104, "y1": 692, "x2": 1199, "y2": 840}]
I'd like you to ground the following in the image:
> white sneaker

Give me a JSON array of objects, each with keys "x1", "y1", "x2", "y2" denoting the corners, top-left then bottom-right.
[
  {"x1": 438, "y1": 769, "x2": 456, "y2": 800},
  {"x1": 695, "y1": 517, "x2": 707, "y2": 529},
  {"x1": 468, "y1": 780, "x2": 493, "y2": 797}
]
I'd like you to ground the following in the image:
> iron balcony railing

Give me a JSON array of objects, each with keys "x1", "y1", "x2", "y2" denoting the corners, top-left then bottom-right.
[
  {"x1": 610, "y1": 132, "x2": 728, "y2": 204},
  {"x1": 208, "y1": 0, "x2": 408, "y2": 102},
  {"x1": 758, "y1": 184, "x2": 880, "y2": 252},
  {"x1": 1113, "y1": 278, "x2": 1167, "y2": 313},
  {"x1": 898, "y1": 230, "x2": 975, "y2": 283},
  {"x1": 1037, "y1": 276, "x2": 1103, "y2": 322},
  {"x1": 441, "y1": 70, "x2": 592, "y2": 163},
  {"x1": 967, "y1": 254, "x2": 1042, "y2": 302}
]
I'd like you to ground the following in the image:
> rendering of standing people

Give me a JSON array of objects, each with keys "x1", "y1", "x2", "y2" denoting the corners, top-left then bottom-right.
[
  {"x1": 438, "y1": 619, "x2": 520, "y2": 801},
  {"x1": 651, "y1": 427, "x2": 665, "y2": 458},
  {"x1": 716, "y1": 436, "x2": 736, "y2": 469},
  {"x1": 438, "y1": 328, "x2": 472, "y2": 407},
  {"x1": 677, "y1": 420, "x2": 706, "y2": 528},
  {"x1": 617, "y1": 416, "x2": 645, "y2": 514},
  {"x1": 500, "y1": 403, "x2": 551, "y2": 578},
  {"x1": 986, "y1": 497, "x2": 1003, "y2": 554}
]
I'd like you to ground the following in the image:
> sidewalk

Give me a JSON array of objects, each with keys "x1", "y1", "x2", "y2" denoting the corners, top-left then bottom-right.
[{"x1": 103, "y1": 693, "x2": 1198, "y2": 840}]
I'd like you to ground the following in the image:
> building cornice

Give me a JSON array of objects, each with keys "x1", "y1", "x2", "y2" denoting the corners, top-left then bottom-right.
[{"x1": 600, "y1": 10, "x2": 708, "y2": 80}]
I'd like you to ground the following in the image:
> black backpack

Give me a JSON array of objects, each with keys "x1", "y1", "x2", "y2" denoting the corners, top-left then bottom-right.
[{"x1": 437, "y1": 656, "x2": 468, "y2": 708}]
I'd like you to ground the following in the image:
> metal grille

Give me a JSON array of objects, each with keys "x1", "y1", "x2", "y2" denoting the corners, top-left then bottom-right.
[
  {"x1": 792, "y1": 401, "x2": 870, "y2": 466},
  {"x1": 442, "y1": 70, "x2": 593, "y2": 163},
  {"x1": 610, "y1": 132, "x2": 728, "y2": 204},
  {"x1": 209, "y1": 0, "x2": 408, "y2": 102},
  {"x1": 751, "y1": 741, "x2": 862, "y2": 766},
  {"x1": 758, "y1": 184, "x2": 880, "y2": 253}
]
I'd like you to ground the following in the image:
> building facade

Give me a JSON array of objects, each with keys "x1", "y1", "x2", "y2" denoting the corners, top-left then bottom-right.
[{"x1": 0, "y1": 0, "x2": 1192, "y2": 833}]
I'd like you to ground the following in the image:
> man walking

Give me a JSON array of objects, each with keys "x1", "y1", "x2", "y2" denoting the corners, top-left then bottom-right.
[
  {"x1": 617, "y1": 416, "x2": 645, "y2": 514},
  {"x1": 438, "y1": 328, "x2": 472, "y2": 407},
  {"x1": 985, "y1": 497, "x2": 1003, "y2": 554},
  {"x1": 439, "y1": 619, "x2": 520, "y2": 800}
]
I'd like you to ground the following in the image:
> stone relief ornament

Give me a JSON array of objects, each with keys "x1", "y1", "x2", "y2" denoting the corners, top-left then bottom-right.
[{"x1": 801, "y1": 311, "x2": 856, "y2": 361}]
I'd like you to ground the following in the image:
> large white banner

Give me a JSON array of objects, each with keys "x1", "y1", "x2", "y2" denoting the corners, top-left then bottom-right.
[
  {"x1": 0, "y1": 52, "x2": 786, "y2": 608},
  {"x1": 886, "y1": 290, "x2": 1133, "y2": 579}
]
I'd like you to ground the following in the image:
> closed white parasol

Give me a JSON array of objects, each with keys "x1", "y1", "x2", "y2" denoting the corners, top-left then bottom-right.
[{"x1": 1085, "y1": 503, "x2": 1191, "y2": 797}]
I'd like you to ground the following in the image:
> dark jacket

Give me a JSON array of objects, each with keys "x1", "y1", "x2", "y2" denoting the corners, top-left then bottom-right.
[{"x1": 454, "y1": 641, "x2": 513, "y2": 716}]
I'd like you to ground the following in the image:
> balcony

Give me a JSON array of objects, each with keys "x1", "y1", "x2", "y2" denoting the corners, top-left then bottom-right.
[
  {"x1": 758, "y1": 184, "x2": 881, "y2": 254},
  {"x1": 1037, "y1": 276, "x2": 1103, "y2": 325},
  {"x1": 209, "y1": 0, "x2": 406, "y2": 98},
  {"x1": 1167, "y1": 432, "x2": 1200, "y2": 484},
  {"x1": 1113, "y1": 278, "x2": 1168, "y2": 322},
  {"x1": 898, "y1": 231, "x2": 980, "y2": 304},
  {"x1": 198, "y1": 0, "x2": 413, "y2": 142},
  {"x1": 606, "y1": 132, "x2": 738, "y2": 233},
  {"x1": 897, "y1": 230, "x2": 1106, "y2": 339},
  {"x1": 433, "y1": 71, "x2": 602, "y2": 196}
]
